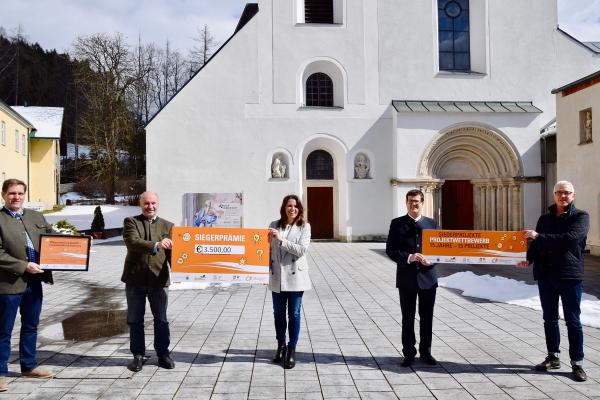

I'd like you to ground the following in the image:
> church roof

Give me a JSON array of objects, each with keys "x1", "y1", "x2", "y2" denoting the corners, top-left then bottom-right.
[
  {"x1": 392, "y1": 100, "x2": 542, "y2": 113},
  {"x1": 583, "y1": 42, "x2": 600, "y2": 53}
]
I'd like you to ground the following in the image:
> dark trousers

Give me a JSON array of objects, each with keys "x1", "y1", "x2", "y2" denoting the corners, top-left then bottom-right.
[
  {"x1": 538, "y1": 278, "x2": 584, "y2": 362},
  {"x1": 399, "y1": 286, "x2": 436, "y2": 357},
  {"x1": 0, "y1": 280, "x2": 43, "y2": 375},
  {"x1": 272, "y1": 291, "x2": 304, "y2": 348},
  {"x1": 125, "y1": 284, "x2": 170, "y2": 358}
]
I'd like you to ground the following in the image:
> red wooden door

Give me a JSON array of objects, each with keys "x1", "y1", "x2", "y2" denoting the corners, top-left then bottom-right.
[
  {"x1": 441, "y1": 180, "x2": 474, "y2": 230},
  {"x1": 307, "y1": 187, "x2": 334, "y2": 239}
]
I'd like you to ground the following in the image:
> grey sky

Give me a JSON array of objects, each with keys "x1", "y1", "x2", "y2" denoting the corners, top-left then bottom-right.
[{"x1": 0, "y1": 0, "x2": 599, "y2": 55}]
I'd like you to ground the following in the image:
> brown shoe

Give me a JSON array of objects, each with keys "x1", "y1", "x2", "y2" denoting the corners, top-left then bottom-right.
[
  {"x1": 0, "y1": 376, "x2": 7, "y2": 392},
  {"x1": 534, "y1": 355, "x2": 560, "y2": 371},
  {"x1": 21, "y1": 367, "x2": 55, "y2": 378},
  {"x1": 572, "y1": 365, "x2": 587, "y2": 382}
]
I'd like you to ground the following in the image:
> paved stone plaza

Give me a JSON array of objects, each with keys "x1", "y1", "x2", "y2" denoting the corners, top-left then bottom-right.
[{"x1": 2, "y1": 242, "x2": 599, "y2": 399}]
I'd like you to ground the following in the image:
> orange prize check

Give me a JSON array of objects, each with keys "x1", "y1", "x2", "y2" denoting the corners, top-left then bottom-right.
[
  {"x1": 422, "y1": 230, "x2": 527, "y2": 265},
  {"x1": 39, "y1": 234, "x2": 91, "y2": 271},
  {"x1": 171, "y1": 227, "x2": 270, "y2": 284}
]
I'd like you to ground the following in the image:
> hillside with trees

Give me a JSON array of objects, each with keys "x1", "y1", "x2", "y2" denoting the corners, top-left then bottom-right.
[{"x1": 0, "y1": 25, "x2": 218, "y2": 203}]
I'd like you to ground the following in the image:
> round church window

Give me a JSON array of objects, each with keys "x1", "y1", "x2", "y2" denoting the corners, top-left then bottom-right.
[{"x1": 444, "y1": 1, "x2": 462, "y2": 18}]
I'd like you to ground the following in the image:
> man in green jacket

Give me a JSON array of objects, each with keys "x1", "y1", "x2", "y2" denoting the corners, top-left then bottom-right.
[
  {"x1": 122, "y1": 191, "x2": 174, "y2": 372},
  {"x1": 0, "y1": 179, "x2": 55, "y2": 392}
]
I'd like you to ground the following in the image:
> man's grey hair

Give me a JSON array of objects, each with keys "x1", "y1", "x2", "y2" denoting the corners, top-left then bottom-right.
[
  {"x1": 140, "y1": 191, "x2": 159, "y2": 201},
  {"x1": 554, "y1": 181, "x2": 574, "y2": 192}
]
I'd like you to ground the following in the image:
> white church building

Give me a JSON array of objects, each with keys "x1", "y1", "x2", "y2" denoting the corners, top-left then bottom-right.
[{"x1": 147, "y1": 0, "x2": 600, "y2": 240}]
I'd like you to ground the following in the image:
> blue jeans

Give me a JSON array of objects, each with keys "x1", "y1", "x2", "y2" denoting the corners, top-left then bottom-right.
[
  {"x1": 125, "y1": 284, "x2": 170, "y2": 357},
  {"x1": 538, "y1": 278, "x2": 584, "y2": 362},
  {"x1": 0, "y1": 280, "x2": 43, "y2": 375},
  {"x1": 272, "y1": 291, "x2": 304, "y2": 348}
]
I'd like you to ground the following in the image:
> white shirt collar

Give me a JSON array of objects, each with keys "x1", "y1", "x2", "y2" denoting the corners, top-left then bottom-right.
[{"x1": 407, "y1": 213, "x2": 422, "y2": 222}]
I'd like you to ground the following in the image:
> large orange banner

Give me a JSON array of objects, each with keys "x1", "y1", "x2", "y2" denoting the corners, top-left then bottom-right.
[
  {"x1": 422, "y1": 230, "x2": 526, "y2": 265},
  {"x1": 171, "y1": 227, "x2": 270, "y2": 284}
]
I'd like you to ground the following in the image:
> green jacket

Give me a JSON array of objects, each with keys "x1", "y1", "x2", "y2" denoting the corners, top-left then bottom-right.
[
  {"x1": 121, "y1": 214, "x2": 174, "y2": 287},
  {"x1": 0, "y1": 208, "x2": 54, "y2": 294}
]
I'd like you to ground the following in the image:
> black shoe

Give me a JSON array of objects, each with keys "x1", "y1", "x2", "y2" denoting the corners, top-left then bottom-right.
[
  {"x1": 420, "y1": 353, "x2": 437, "y2": 366},
  {"x1": 572, "y1": 365, "x2": 587, "y2": 382},
  {"x1": 534, "y1": 355, "x2": 560, "y2": 371},
  {"x1": 273, "y1": 343, "x2": 287, "y2": 363},
  {"x1": 158, "y1": 355, "x2": 175, "y2": 369},
  {"x1": 284, "y1": 346, "x2": 296, "y2": 369},
  {"x1": 401, "y1": 355, "x2": 415, "y2": 367},
  {"x1": 127, "y1": 354, "x2": 144, "y2": 372}
]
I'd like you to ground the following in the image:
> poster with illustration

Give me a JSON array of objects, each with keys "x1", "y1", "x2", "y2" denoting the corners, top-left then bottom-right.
[{"x1": 183, "y1": 193, "x2": 243, "y2": 228}]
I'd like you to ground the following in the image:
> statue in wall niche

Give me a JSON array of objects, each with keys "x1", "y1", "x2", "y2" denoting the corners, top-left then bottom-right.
[
  {"x1": 584, "y1": 110, "x2": 592, "y2": 142},
  {"x1": 354, "y1": 152, "x2": 371, "y2": 179},
  {"x1": 271, "y1": 155, "x2": 287, "y2": 178}
]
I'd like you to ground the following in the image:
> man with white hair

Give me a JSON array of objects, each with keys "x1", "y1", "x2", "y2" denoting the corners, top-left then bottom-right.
[
  {"x1": 122, "y1": 191, "x2": 174, "y2": 372},
  {"x1": 523, "y1": 181, "x2": 589, "y2": 381}
]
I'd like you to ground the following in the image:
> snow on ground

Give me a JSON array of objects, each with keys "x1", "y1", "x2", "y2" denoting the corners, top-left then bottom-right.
[
  {"x1": 440, "y1": 271, "x2": 600, "y2": 329},
  {"x1": 45, "y1": 205, "x2": 139, "y2": 230},
  {"x1": 59, "y1": 192, "x2": 131, "y2": 205}
]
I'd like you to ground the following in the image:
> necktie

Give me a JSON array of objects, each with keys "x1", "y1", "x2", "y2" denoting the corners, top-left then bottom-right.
[{"x1": 15, "y1": 213, "x2": 37, "y2": 262}]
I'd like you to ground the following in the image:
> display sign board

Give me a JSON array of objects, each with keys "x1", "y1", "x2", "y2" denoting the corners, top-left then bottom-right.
[
  {"x1": 422, "y1": 230, "x2": 527, "y2": 265},
  {"x1": 182, "y1": 193, "x2": 243, "y2": 228},
  {"x1": 39, "y1": 234, "x2": 91, "y2": 271},
  {"x1": 171, "y1": 227, "x2": 270, "y2": 284}
]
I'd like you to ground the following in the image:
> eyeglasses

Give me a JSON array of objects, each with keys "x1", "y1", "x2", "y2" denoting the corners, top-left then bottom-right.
[
  {"x1": 554, "y1": 191, "x2": 573, "y2": 196},
  {"x1": 406, "y1": 200, "x2": 422, "y2": 205}
]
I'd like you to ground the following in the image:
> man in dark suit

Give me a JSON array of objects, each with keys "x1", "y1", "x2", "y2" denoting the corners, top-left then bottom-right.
[
  {"x1": 0, "y1": 179, "x2": 55, "y2": 392},
  {"x1": 122, "y1": 191, "x2": 174, "y2": 372},
  {"x1": 386, "y1": 189, "x2": 439, "y2": 367}
]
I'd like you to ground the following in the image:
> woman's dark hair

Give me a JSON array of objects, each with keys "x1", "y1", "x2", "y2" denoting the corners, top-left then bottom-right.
[{"x1": 278, "y1": 194, "x2": 306, "y2": 228}]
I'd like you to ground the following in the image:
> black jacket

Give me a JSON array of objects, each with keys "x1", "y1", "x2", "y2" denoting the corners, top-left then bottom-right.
[
  {"x1": 386, "y1": 214, "x2": 438, "y2": 290},
  {"x1": 527, "y1": 203, "x2": 589, "y2": 281}
]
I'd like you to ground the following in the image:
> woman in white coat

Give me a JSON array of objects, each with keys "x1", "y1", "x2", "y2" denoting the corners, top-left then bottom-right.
[{"x1": 268, "y1": 194, "x2": 311, "y2": 369}]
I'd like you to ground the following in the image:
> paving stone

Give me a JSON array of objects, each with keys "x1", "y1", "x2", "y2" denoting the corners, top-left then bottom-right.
[{"x1": 2, "y1": 242, "x2": 599, "y2": 399}]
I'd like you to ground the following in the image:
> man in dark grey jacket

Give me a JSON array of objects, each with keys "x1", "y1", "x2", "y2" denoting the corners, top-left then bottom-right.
[
  {"x1": 122, "y1": 191, "x2": 174, "y2": 372},
  {"x1": 0, "y1": 179, "x2": 55, "y2": 392},
  {"x1": 386, "y1": 189, "x2": 439, "y2": 367},
  {"x1": 524, "y1": 181, "x2": 589, "y2": 382}
]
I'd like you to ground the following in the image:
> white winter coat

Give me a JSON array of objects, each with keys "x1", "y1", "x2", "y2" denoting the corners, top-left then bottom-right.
[{"x1": 268, "y1": 220, "x2": 312, "y2": 293}]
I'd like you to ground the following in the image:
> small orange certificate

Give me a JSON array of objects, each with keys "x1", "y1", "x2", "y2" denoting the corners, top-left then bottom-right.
[
  {"x1": 171, "y1": 227, "x2": 270, "y2": 284},
  {"x1": 422, "y1": 230, "x2": 527, "y2": 265},
  {"x1": 39, "y1": 234, "x2": 91, "y2": 271}
]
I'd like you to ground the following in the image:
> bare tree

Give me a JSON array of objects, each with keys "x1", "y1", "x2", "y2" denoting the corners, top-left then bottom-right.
[
  {"x1": 189, "y1": 24, "x2": 219, "y2": 75},
  {"x1": 150, "y1": 39, "x2": 189, "y2": 110},
  {"x1": 72, "y1": 33, "x2": 139, "y2": 203}
]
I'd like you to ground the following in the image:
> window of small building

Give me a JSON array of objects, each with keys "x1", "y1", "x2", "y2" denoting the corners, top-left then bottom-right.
[
  {"x1": 306, "y1": 150, "x2": 334, "y2": 180},
  {"x1": 305, "y1": 0, "x2": 333, "y2": 24},
  {"x1": 306, "y1": 73, "x2": 334, "y2": 107},
  {"x1": 1, "y1": 121, "x2": 5, "y2": 146},
  {"x1": 438, "y1": 0, "x2": 470, "y2": 71},
  {"x1": 14, "y1": 130, "x2": 19, "y2": 152},
  {"x1": 579, "y1": 108, "x2": 593, "y2": 144},
  {"x1": 22, "y1": 134, "x2": 26, "y2": 155}
]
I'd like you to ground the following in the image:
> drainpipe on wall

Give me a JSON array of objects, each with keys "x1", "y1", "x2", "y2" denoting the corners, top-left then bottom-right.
[{"x1": 26, "y1": 127, "x2": 32, "y2": 202}]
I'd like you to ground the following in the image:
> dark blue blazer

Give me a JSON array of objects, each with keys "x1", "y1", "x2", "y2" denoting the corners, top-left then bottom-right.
[{"x1": 386, "y1": 214, "x2": 438, "y2": 290}]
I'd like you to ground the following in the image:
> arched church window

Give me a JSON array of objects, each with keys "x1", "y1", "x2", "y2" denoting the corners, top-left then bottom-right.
[
  {"x1": 305, "y1": 0, "x2": 333, "y2": 24},
  {"x1": 306, "y1": 150, "x2": 334, "y2": 180},
  {"x1": 306, "y1": 73, "x2": 334, "y2": 107},
  {"x1": 438, "y1": 0, "x2": 470, "y2": 71}
]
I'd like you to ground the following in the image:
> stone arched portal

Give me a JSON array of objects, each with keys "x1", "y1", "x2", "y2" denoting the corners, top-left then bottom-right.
[{"x1": 417, "y1": 125, "x2": 524, "y2": 230}]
